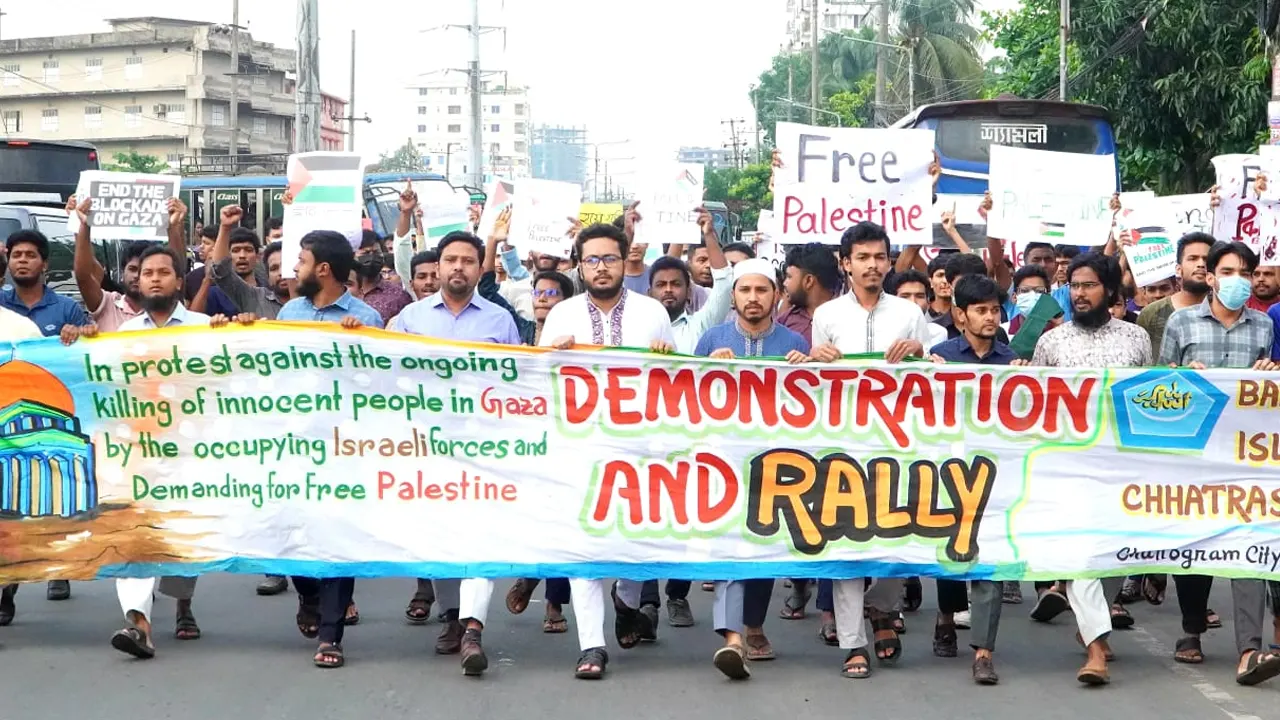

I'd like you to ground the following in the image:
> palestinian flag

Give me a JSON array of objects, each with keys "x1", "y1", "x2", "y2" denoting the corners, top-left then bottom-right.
[
  {"x1": 286, "y1": 153, "x2": 363, "y2": 204},
  {"x1": 1130, "y1": 225, "x2": 1170, "y2": 245},
  {"x1": 1038, "y1": 222, "x2": 1066, "y2": 240}
]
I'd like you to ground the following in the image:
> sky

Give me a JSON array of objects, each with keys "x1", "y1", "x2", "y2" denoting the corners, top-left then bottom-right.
[{"x1": 6, "y1": 0, "x2": 1022, "y2": 166}]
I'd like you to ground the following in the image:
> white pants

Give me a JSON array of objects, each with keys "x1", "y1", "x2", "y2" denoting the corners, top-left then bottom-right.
[
  {"x1": 832, "y1": 579, "x2": 869, "y2": 649},
  {"x1": 1067, "y1": 579, "x2": 1111, "y2": 646},
  {"x1": 433, "y1": 578, "x2": 460, "y2": 612},
  {"x1": 459, "y1": 578, "x2": 493, "y2": 627},
  {"x1": 568, "y1": 578, "x2": 644, "y2": 651},
  {"x1": 116, "y1": 577, "x2": 197, "y2": 623}
]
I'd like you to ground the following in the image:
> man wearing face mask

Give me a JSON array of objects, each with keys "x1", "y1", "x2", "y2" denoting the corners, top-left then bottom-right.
[{"x1": 351, "y1": 230, "x2": 412, "y2": 325}]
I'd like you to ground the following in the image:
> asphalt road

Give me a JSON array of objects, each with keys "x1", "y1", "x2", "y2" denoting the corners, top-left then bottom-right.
[{"x1": 2, "y1": 576, "x2": 1278, "y2": 720}]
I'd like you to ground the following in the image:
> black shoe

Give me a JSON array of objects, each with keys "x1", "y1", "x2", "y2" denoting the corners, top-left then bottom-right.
[
  {"x1": 47, "y1": 580, "x2": 70, "y2": 601},
  {"x1": 256, "y1": 575, "x2": 289, "y2": 596},
  {"x1": 460, "y1": 628, "x2": 488, "y2": 676}
]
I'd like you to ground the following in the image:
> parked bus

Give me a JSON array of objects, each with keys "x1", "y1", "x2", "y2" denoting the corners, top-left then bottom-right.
[
  {"x1": 702, "y1": 201, "x2": 741, "y2": 246},
  {"x1": 0, "y1": 138, "x2": 100, "y2": 205}
]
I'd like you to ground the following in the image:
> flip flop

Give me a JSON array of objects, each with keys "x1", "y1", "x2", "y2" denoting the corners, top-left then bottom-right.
[
  {"x1": 505, "y1": 579, "x2": 540, "y2": 615},
  {"x1": 111, "y1": 627, "x2": 156, "y2": 659},
  {"x1": 1237, "y1": 649, "x2": 1280, "y2": 686},
  {"x1": 175, "y1": 607, "x2": 201, "y2": 640},
  {"x1": 314, "y1": 643, "x2": 345, "y2": 669},
  {"x1": 405, "y1": 595, "x2": 432, "y2": 625}
]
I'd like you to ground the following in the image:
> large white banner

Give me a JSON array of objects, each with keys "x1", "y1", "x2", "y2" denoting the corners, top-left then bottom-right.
[
  {"x1": 772, "y1": 122, "x2": 936, "y2": 245},
  {"x1": 987, "y1": 146, "x2": 1117, "y2": 246}
]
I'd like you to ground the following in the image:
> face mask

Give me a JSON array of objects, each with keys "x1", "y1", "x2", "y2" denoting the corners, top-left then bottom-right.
[
  {"x1": 1215, "y1": 275, "x2": 1252, "y2": 311},
  {"x1": 355, "y1": 252, "x2": 383, "y2": 279},
  {"x1": 1014, "y1": 291, "x2": 1040, "y2": 317}
]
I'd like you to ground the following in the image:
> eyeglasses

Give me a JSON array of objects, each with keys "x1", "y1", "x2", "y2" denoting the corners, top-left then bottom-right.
[
  {"x1": 533, "y1": 288, "x2": 562, "y2": 299},
  {"x1": 582, "y1": 255, "x2": 623, "y2": 268},
  {"x1": 1016, "y1": 286, "x2": 1047, "y2": 295},
  {"x1": 1068, "y1": 281, "x2": 1102, "y2": 292}
]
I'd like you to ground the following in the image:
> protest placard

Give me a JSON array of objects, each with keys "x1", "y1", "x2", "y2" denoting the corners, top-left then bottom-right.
[
  {"x1": 508, "y1": 179, "x2": 581, "y2": 258},
  {"x1": 1212, "y1": 196, "x2": 1280, "y2": 265},
  {"x1": 772, "y1": 122, "x2": 935, "y2": 245},
  {"x1": 987, "y1": 146, "x2": 1117, "y2": 247},
  {"x1": 1116, "y1": 208, "x2": 1177, "y2": 287},
  {"x1": 280, "y1": 153, "x2": 365, "y2": 277},
  {"x1": 632, "y1": 163, "x2": 705, "y2": 247},
  {"x1": 475, "y1": 180, "x2": 515, "y2": 240},
  {"x1": 66, "y1": 171, "x2": 179, "y2": 241}
]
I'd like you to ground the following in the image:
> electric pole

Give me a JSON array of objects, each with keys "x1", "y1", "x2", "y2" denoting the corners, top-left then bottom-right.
[
  {"x1": 348, "y1": 30, "x2": 356, "y2": 152},
  {"x1": 722, "y1": 119, "x2": 747, "y2": 169},
  {"x1": 229, "y1": 0, "x2": 240, "y2": 154},
  {"x1": 1059, "y1": 0, "x2": 1069, "y2": 101},
  {"x1": 0, "y1": 8, "x2": 8, "y2": 43},
  {"x1": 295, "y1": 0, "x2": 321, "y2": 153},
  {"x1": 810, "y1": 0, "x2": 820, "y2": 125},
  {"x1": 468, "y1": 0, "x2": 483, "y2": 187},
  {"x1": 875, "y1": 0, "x2": 889, "y2": 126}
]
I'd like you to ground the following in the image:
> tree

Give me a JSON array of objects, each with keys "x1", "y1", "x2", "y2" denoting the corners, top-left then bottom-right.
[
  {"x1": 753, "y1": 32, "x2": 857, "y2": 145},
  {"x1": 726, "y1": 162, "x2": 773, "y2": 230},
  {"x1": 981, "y1": 2, "x2": 1078, "y2": 99},
  {"x1": 986, "y1": 0, "x2": 1269, "y2": 194},
  {"x1": 827, "y1": 76, "x2": 877, "y2": 128},
  {"x1": 106, "y1": 152, "x2": 168, "y2": 174},
  {"x1": 368, "y1": 139, "x2": 423, "y2": 173},
  {"x1": 890, "y1": 0, "x2": 985, "y2": 111},
  {"x1": 704, "y1": 166, "x2": 743, "y2": 205}
]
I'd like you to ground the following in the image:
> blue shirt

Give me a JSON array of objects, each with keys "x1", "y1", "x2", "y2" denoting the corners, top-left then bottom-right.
[
  {"x1": 277, "y1": 290, "x2": 384, "y2": 328},
  {"x1": 1052, "y1": 285, "x2": 1073, "y2": 322},
  {"x1": 930, "y1": 334, "x2": 1016, "y2": 365},
  {"x1": 695, "y1": 320, "x2": 810, "y2": 358},
  {"x1": 0, "y1": 286, "x2": 88, "y2": 337},
  {"x1": 388, "y1": 290, "x2": 521, "y2": 345},
  {"x1": 1269, "y1": 303, "x2": 1280, "y2": 361}
]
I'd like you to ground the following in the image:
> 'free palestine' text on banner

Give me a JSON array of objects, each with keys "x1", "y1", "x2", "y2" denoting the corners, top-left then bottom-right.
[{"x1": 3, "y1": 327, "x2": 1280, "y2": 583}]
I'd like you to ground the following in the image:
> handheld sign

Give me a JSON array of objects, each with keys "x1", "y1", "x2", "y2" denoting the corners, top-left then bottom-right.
[{"x1": 67, "y1": 171, "x2": 179, "y2": 241}]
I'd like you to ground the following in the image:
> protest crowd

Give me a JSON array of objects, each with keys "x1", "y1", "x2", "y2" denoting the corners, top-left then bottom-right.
[{"x1": 4, "y1": 152, "x2": 1280, "y2": 692}]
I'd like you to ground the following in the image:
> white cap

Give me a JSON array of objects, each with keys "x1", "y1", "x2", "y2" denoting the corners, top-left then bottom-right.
[{"x1": 732, "y1": 258, "x2": 777, "y2": 288}]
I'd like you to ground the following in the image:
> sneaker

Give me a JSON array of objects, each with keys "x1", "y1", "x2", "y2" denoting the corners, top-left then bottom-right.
[
  {"x1": 954, "y1": 609, "x2": 971, "y2": 629},
  {"x1": 256, "y1": 575, "x2": 289, "y2": 596},
  {"x1": 667, "y1": 598, "x2": 695, "y2": 628}
]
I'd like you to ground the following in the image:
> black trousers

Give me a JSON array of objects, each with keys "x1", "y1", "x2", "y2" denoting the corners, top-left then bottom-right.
[
  {"x1": 742, "y1": 579, "x2": 775, "y2": 628},
  {"x1": 1174, "y1": 574, "x2": 1212, "y2": 635},
  {"x1": 545, "y1": 578, "x2": 571, "y2": 605},
  {"x1": 292, "y1": 576, "x2": 355, "y2": 645},
  {"x1": 640, "y1": 579, "x2": 691, "y2": 607},
  {"x1": 937, "y1": 579, "x2": 970, "y2": 614}
]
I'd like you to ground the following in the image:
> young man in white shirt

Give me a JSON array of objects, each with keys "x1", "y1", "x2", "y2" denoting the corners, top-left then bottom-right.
[
  {"x1": 809, "y1": 221, "x2": 932, "y2": 680},
  {"x1": 539, "y1": 222, "x2": 674, "y2": 680}
]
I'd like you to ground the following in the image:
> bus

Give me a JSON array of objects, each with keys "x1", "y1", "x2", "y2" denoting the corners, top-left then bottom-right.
[
  {"x1": 0, "y1": 138, "x2": 100, "y2": 205},
  {"x1": 179, "y1": 171, "x2": 457, "y2": 240},
  {"x1": 702, "y1": 201, "x2": 741, "y2": 246}
]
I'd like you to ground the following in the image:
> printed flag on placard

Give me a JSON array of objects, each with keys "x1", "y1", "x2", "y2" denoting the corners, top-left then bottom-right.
[{"x1": 281, "y1": 152, "x2": 365, "y2": 277}]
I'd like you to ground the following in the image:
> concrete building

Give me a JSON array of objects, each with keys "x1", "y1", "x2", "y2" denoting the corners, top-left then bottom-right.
[
  {"x1": 784, "y1": 0, "x2": 873, "y2": 50},
  {"x1": 678, "y1": 146, "x2": 733, "y2": 170},
  {"x1": 408, "y1": 79, "x2": 531, "y2": 185},
  {"x1": 0, "y1": 17, "x2": 296, "y2": 172},
  {"x1": 530, "y1": 125, "x2": 586, "y2": 186},
  {"x1": 320, "y1": 91, "x2": 347, "y2": 152}
]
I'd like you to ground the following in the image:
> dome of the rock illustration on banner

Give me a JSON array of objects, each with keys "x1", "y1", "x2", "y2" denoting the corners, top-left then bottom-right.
[{"x1": 0, "y1": 360, "x2": 98, "y2": 519}]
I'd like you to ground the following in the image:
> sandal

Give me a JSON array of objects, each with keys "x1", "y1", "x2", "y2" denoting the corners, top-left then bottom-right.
[
  {"x1": 841, "y1": 647, "x2": 872, "y2": 678},
  {"x1": 1077, "y1": 663, "x2": 1110, "y2": 685},
  {"x1": 903, "y1": 577, "x2": 923, "y2": 612},
  {"x1": 0, "y1": 584, "x2": 15, "y2": 627},
  {"x1": 405, "y1": 594, "x2": 433, "y2": 625},
  {"x1": 1030, "y1": 586, "x2": 1069, "y2": 623},
  {"x1": 506, "y1": 578, "x2": 540, "y2": 615},
  {"x1": 110, "y1": 626, "x2": 156, "y2": 659},
  {"x1": 314, "y1": 642, "x2": 345, "y2": 669},
  {"x1": 1075, "y1": 632, "x2": 1116, "y2": 661},
  {"x1": 870, "y1": 612, "x2": 902, "y2": 665},
  {"x1": 542, "y1": 611, "x2": 569, "y2": 634},
  {"x1": 611, "y1": 583, "x2": 645, "y2": 649},
  {"x1": 818, "y1": 621, "x2": 838, "y2": 646},
  {"x1": 1118, "y1": 577, "x2": 1142, "y2": 604},
  {"x1": 296, "y1": 597, "x2": 321, "y2": 639},
  {"x1": 1206, "y1": 608, "x2": 1222, "y2": 629},
  {"x1": 892, "y1": 611, "x2": 907, "y2": 634},
  {"x1": 575, "y1": 646, "x2": 609, "y2": 679},
  {"x1": 343, "y1": 601, "x2": 360, "y2": 626},
  {"x1": 745, "y1": 633, "x2": 775, "y2": 661},
  {"x1": 1110, "y1": 604, "x2": 1134, "y2": 630},
  {"x1": 713, "y1": 644, "x2": 751, "y2": 680},
  {"x1": 1237, "y1": 649, "x2": 1280, "y2": 686},
  {"x1": 933, "y1": 620, "x2": 958, "y2": 658},
  {"x1": 1141, "y1": 574, "x2": 1167, "y2": 605},
  {"x1": 175, "y1": 605, "x2": 201, "y2": 640},
  {"x1": 1174, "y1": 636, "x2": 1204, "y2": 664},
  {"x1": 779, "y1": 584, "x2": 812, "y2": 620}
]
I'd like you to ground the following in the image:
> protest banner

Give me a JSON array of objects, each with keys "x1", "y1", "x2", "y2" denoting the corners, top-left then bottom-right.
[
  {"x1": 1212, "y1": 153, "x2": 1278, "y2": 200},
  {"x1": 1116, "y1": 208, "x2": 1177, "y2": 287},
  {"x1": 1128, "y1": 193, "x2": 1213, "y2": 235},
  {"x1": 3, "y1": 328, "x2": 1280, "y2": 583},
  {"x1": 987, "y1": 146, "x2": 1118, "y2": 247},
  {"x1": 1212, "y1": 196, "x2": 1280, "y2": 265},
  {"x1": 631, "y1": 163, "x2": 705, "y2": 247},
  {"x1": 509, "y1": 179, "x2": 581, "y2": 258},
  {"x1": 772, "y1": 122, "x2": 935, "y2": 245},
  {"x1": 67, "y1": 171, "x2": 179, "y2": 241},
  {"x1": 476, "y1": 180, "x2": 515, "y2": 240},
  {"x1": 420, "y1": 189, "x2": 472, "y2": 244},
  {"x1": 281, "y1": 153, "x2": 365, "y2": 277},
  {"x1": 579, "y1": 203, "x2": 623, "y2": 227}
]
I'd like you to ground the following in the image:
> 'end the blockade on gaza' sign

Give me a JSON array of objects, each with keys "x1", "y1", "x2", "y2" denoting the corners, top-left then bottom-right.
[
  {"x1": 68, "y1": 170, "x2": 181, "y2": 241},
  {"x1": 771, "y1": 122, "x2": 937, "y2": 246}
]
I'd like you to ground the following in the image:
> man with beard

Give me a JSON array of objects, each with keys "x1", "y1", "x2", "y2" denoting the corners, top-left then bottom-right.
[
  {"x1": 2, "y1": 230, "x2": 89, "y2": 337},
  {"x1": 652, "y1": 207, "x2": 731, "y2": 355},
  {"x1": 808, "y1": 221, "x2": 932, "y2": 680},
  {"x1": 1021, "y1": 251, "x2": 1152, "y2": 686},
  {"x1": 352, "y1": 230, "x2": 412, "y2": 325},
  {"x1": 387, "y1": 230, "x2": 519, "y2": 676},
  {"x1": 778, "y1": 243, "x2": 840, "y2": 345},
  {"x1": 1249, "y1": 264, "x2": 1280, "y2": 312},
  {"x1": 1138, "y1": 232, "x2": 1213, "y2": 359},
  {"x1": 207, "y1": 205, "x2": 288, "y2": 320},
  {"x1": 539, "y1": 222, "x2": 674, "y2": 680}
]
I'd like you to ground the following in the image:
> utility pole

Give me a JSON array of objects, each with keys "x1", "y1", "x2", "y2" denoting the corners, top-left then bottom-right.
[
  {"x1": 348, "y1": 30, "x2": 356, "y2": 152},
  {"x1": 722, "y1": 118, "x2": 747, "y2": 169},
  {"x1": 0, "y1": 9, "x2": 8, "y2": 43},
  {"x1": 468, "y1": 0, "x2": 483, "y2": 187},
  {"x1": 229, "y1": 0, "x2": 240, "y2": 155},
  {"x1": 1059, "y1": 0, "x2": 1069, "y2": 101},
  {"x1": 295, "y1": 0, "x2": 320, "y2": 153},
  {"x1": 810, "y1": 0, "x2": 820, "y2": 124},
  {"x1": 875, "y1": 0, "x2": 889, "y2": 126}
]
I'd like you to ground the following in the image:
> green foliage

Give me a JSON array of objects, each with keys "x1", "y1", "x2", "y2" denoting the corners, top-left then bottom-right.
[
  {"x1": 827, "y1": 76, "x2": 877, "y2": 128},
  {"x1": 704, "y1": 166, "x2": 742, "y2": 205},
  {"x1": 368, "y1": 139, "x2": 423, "y2": 173},
  {"x1": 106, "y1": 152, "x2": 168, "y2": 174},
  {"x1": 892, "y1": 0, "x2": 984, "y2": 110},
  {"x1": 981, "y1": 4, "x2": 1079, "y2": 99},
  {"x1": 726, "y1": 163, "x2": 773, "y2": 230}
]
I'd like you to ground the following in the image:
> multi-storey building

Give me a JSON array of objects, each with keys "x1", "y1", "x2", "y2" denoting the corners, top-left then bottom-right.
[
  {"x1": 678, "y1": 146, "x2": 733, "y2": 170},
  {"x1": 0, "y1": 16, "x2": 296, "y2": 172},
  {"x1": 320, "y1": 91, "x2": 347, "y2": 152},
  {"x1": 408, "y1": 79, "x2": 531, "y2": 185},
  {"x1": 784, "y1": 0, "x2": 873, "y2": 50},
  {"x1": 530, "y1": 125, "x2": 587, "y2": 186}
]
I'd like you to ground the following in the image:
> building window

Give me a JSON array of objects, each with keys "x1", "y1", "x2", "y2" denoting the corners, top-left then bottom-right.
[
  {"x1": 489, "y1": 143, "x2": 500, "y2": 154},
  {"x1": 514, "y1": 103, "x2": 525, "y2": 115},
  {"x1": 490, "y1": 124, "x2": 500, "y2": 133},
  {"x1": 490, "y1": 105, "x2": 500, "y2": 114},
  {"x1": 514, "y1": 141, "x2": 527, "y2": 153},
  {"x1": 125, "y1": 56, "x2": 143, "y2": 80},
  {"x1": 2, "y1": 64, "x2": 19, "y2": 87},
  {"x1": 253, "y1": 117, "x2": 266, "y2": 135},
  {"x1": 42, "y1": 60, "x2": 59, "y2": 84},
  {"x1": 163, "y1": 103, "x2": 186, "y2": 124},
  {"x1": 41, "y1": 109, "x2": 58, "y2": 132},
  {"x1": 253, "y1": 75, "x2": 266, "y2": 87},
  {"x1": 438, "y1": 155, "x2": 446, "y2": 165},
  {"x1": 414, "y1": 124, "x2": 425, "y2": 133},
  {"x1": 1, "y1": 110, "x2": 20, "y2": 133},
  {"x1": 449, "y1": 87, "x2": 458, "y2": 95},
  {"x1": 83, "y1": 106, "x2": 102, "y2": 129},
  {"x1": 514, "y1": 122, "x2": 526, "y2": 134},
  {"x1": 447, "y1": 124, "x2": 461, "y2": 133},
  {"x1": 125, "y1": 105, "x2": 142, "y2": 128},
  {"x1": 418, "y1": 87, "x2": 428, "y2": 96},
  {"x1": 166, "y1": 152, "x2": 181, "y2": 164},
  {"x1": 448, "y1": 105, "x2": 462, "y2": 115},
  {"x1": 212, "y1": 105, "x2": 226, "y2": 126},
  {"x1": 418, "y1": 106, "x2": 427, "y2": 115},
  {"x1": 84, "y1": 58, "x2": 103, "y2": 81}
]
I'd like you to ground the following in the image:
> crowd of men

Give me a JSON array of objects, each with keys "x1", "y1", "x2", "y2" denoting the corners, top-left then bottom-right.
[{"x1": 3, "y1": 178, "x2": 1280, "y2": 688}]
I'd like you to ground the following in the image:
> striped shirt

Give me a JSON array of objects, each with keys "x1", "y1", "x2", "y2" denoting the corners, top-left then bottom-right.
[{"x1": 1158, "y1": 299, "x2": 1273, "y2": 369}]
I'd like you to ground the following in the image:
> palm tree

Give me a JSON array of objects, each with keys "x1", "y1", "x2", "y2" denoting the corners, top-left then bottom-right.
[{"x1": 890, "y1": 0, "x2": 985, "y2": 113}]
